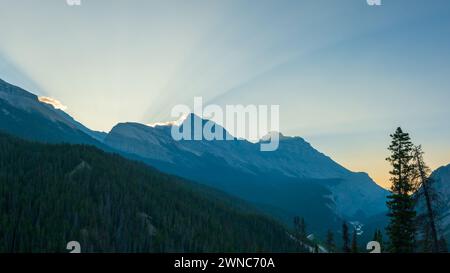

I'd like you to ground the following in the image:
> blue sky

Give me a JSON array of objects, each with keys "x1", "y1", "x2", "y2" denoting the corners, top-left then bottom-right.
[{"x1": 1, "y1": 0, "x2": 450, "y2": 187}]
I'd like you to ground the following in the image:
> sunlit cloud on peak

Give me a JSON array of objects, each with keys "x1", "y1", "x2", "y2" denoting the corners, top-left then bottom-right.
[
  {"x1": 146, "y1": 113, "x2": 188, "y2": 128},
  {"x1": 38, "y1": 96, "x2": 67, "y2": 111}
]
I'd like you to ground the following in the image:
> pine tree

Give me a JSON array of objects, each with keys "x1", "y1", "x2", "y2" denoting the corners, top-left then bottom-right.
[
  {"x1": 300, "y1": 217, "x2": 306, "y2": 238},
  {"x1": 294, "y1": 216, "x2": 307, "y2": 239},
  {"x1": 372, "y1": 229, "x2": 384, "y2": 252},
  {"x1": 342, "y1": 222, "x2": 350, "y2": 253},
  {"x1": 421, "y1": 223, "x2": 432, "y2": 252},
  {"x1": 413, "y1": 145, "x2": 441, "y2": 253},
  {"x1": 438, "y1": 236, "x2": 448, "y2": 253},
  {"x1": 386, "y1": 127, "x2": 417, "y2": 253},
  {"x1": 325, "y1": 229, "x2": 335, "y2": 252},
  {"x1": 351, "y1": 229, "x2": 358, "y2": 253}
]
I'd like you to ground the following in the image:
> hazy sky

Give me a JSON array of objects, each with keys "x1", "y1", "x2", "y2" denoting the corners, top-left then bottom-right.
[{"x1": 1, "y1": 0, "x2": 450, "y2": 188}]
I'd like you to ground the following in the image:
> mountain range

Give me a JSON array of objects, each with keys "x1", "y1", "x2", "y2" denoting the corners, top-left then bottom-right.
[
  {"x1": 0, "y1": 78, "x2": 389, "y2": 236},
  {"x1": 2, "y1": 77, "x2": 448, "y2": 241},
  {"x1": 104, "y1": 116, "x2": 389, "y2": 231}
]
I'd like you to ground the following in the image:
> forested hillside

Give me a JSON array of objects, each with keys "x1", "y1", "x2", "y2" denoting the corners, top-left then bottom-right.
[{"x1": 0, "y1": 132, "x2": 305, "y2": 253}]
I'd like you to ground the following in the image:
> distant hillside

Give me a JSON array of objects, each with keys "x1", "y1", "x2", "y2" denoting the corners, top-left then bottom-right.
[{"x1": 0, "y1": 132, "x2": 305, "y2": 253}]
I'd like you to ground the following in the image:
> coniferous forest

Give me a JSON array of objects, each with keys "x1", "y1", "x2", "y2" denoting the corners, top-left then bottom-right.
[{"x1": 0, "y1": 132, "x2": 306, "y2": 253}]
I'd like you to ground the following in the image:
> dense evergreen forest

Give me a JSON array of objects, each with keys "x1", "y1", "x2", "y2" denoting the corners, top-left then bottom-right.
[{"x1": 0, "y1": 132, "x2": 306, "y2": 253}]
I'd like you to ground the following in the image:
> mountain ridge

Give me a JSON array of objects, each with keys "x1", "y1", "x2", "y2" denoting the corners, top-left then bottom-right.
[
  {"x1": 1, "y1": 77, "x2": 388, "y2": 236},
  {"x1": 104, "y1": 114, "x2": 389, "y2": 237},
  {"x1": 0, "y1": 78, "x2": 106, "y2": 145}
]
